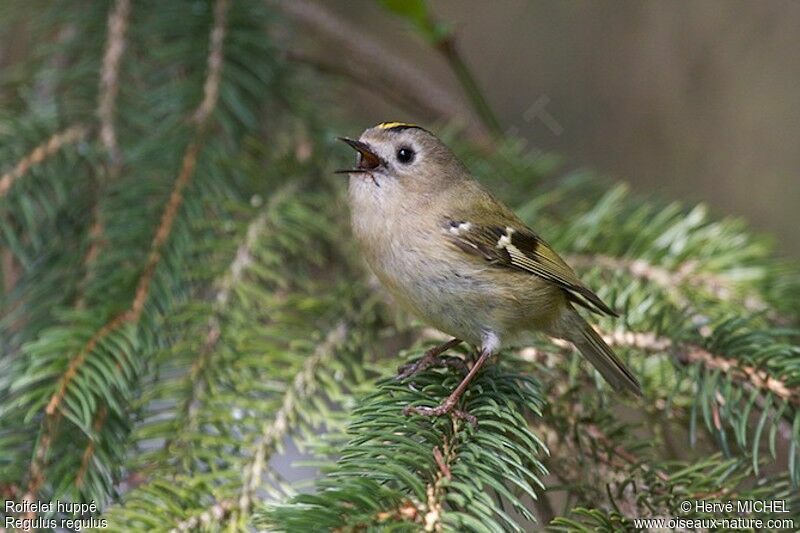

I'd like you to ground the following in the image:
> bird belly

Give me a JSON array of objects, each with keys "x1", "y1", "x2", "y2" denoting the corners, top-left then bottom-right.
[{"x1": 369, "y1": 250, "x2": 563, "y2": 347}]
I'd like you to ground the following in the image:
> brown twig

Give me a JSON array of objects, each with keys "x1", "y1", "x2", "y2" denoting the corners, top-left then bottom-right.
[
  {"x1": 517, "y1": 310, "x2": 798, "y2": 408},
  {"x1": 2, "y1": 248, "x2": 21, "y2": 293},
  {"x1": 1, "y1": 482, "x2": 19, "y2": 501},
  {"x1": 193, "y1": 0, "x2": 228, "y2": 125},
  {"x1": 334, "y1": 343, "x2": 477, "y2": 531},
  {"x1": 169, "y1": 499, "x2": 236, "y2": 533},
  {"x1": 599, "y1": 328, "x2": 799, "y2": 406},
  {"x1": 516, "y1": 327, "x2": 797, "y2": 442},
  {"x1": 432, "y1": 445, "x2": 451, "y2": 480},
  {"x1": 76, "y1": 0, "x2": 132, "y2": 309},
  {"x1": 21, "y1": 410, "x2": 59, "y2": 511},
  {"x1": 422, "y1": 420, "x2": 460, "y2": 532},
  {"x1": 75, "y1": 406, "x2": 108, "y2": 487},
  {"x1": 21, "y1": 0, "x2": 230, "y2": 516},
  {"x1": 0, "y1": 124, "x2": 88, "y2": 198},
  {"x1": 97, "y1": 0, "x2": 130, "y2": 169},
  {"x1": 74, "y1": 204, "x2": 109, "y2": 309}
]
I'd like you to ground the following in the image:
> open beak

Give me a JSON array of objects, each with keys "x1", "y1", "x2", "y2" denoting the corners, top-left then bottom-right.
[{"x1": 335, "y1": 137, "x2": 383, "y2": 174}]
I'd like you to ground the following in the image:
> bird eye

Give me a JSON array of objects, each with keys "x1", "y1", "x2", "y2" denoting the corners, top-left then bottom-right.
[{"x1": 396, "y1": 147, "x2": 415, "y2": 164}]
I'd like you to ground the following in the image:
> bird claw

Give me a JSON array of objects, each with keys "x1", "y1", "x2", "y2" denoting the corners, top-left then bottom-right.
[
  {"x1": 395, "y1": 360, "x2": 428, "y2": 381},
  {"x1": 441, "y1": 356, "x2": 468, "y2": 374},
  {"x1": 403, "y1": 403, "x2": 477, "y2": 427},
  {"x1": 395, "y1": 339, "x2": 463, "y2": 381},
  {"x1": 398, "y1": 339, "x2": 484, "y2": 427},
  {"x1": 396, "y1": 355, "x2": 467, "y2": 380}
]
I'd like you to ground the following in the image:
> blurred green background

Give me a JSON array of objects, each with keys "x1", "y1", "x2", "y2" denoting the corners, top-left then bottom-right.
[{"x1": 325, "y1": 0, "x2": 799, "y2": 257}]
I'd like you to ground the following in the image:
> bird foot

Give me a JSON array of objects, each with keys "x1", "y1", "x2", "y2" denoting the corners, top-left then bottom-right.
[
  {"x1": 403, "y1": 402, "x2": 477, "y2": 426},
  {"x1": 395, "y1": 339, "x2": 465, "y2": 380},
  {"x1": 400, "y1": 339, "x2": 489, "y2": 427},
  {"x1": 396, "y1": 355, "x2": 467, "y2": 380}
]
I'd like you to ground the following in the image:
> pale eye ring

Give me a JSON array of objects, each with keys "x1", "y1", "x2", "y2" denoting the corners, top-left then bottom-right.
[{"x1": 396, "y1": 146, "x2": 415, "y2": 164}]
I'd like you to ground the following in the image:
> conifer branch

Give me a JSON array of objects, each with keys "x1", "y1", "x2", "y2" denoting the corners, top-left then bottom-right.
[
  {"x1": 20, "y1": 0, "x2": 231, "y2": 514},
  {"x1": 604, "y1": 327, "x2": 796, "y2": 442},
  {"x1": 21, "y1": 312, "x2": 131, "y2": 509},
  {"x1": 599, "y1": 328, "x2": 799, "y2": 406},
  {"x1": 2, "y1": 2, "x2": 798, "y2": 527},
  {"x1": 532, "y1": 357, "x2": 798, "y2": 524},
  {"x1": 161, "y1": 184, "x2": 297, "y2": 457},
  {"x1": 0, "y1": 124, "x2": 88, "y2": 197},
  {"x1": 193, "y1": 0, "x2": 229, "y2": 125},
  {"x1": 38, "y1": 136, "x2": 199, "y2": 420},
  {"x1": 75, "y1": 205, "x2": 108, "y2": 309},
  {"x1": 130, "y1": 141, "x2": 200, "y2": 318},
  {"x1": 520, "y1": 323, "x2": 798, "y2": 410},
  {"x1": 261, "y1": 356, "x2": 548, "y2": 531},
  {"x1": 518, "y1": 328, "x2": 797, "y2": 484},
  {"x1": 568, "y1": 253, "x2": 771, "y2": 315},
  {"x1": 75, "y1": 406, "x2": 108, "y2": 488},
  {"x1": 78, "y1": 0, "x2": 131, "y2": 308},
  {"x1": 421, "y1": 425, "x2": 458, "y2": 531},
  {"x1": 97, "y1": 0, "x2": 130, "y2": 170},
  {"x1": 337, "y1": 423, "x2": 466, "y2": 532},
  {"x1": 235, "y1": 320, "x2": 349, "y2": 520},
  {"x1": 518, "y1": 325, "x2": 797, "y2": 447},
  {"x1": 96, "y1": 179, "x2": 366, "y2": 528}
]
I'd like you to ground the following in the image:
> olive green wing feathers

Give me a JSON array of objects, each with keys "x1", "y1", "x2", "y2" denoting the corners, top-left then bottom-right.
[{"x1": 442, "y1": 217, "x2": 618, "y2": 317}]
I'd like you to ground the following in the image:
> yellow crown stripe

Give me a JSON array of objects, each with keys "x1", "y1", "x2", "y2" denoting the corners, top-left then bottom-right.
[{"x1": 375, "y1": 121, "x2": 419, "y2": 130}]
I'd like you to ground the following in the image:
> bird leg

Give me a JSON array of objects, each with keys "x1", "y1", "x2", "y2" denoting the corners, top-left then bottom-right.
[
  {"x1": 396, "y1": 338, "x2": 463, "y2": 380},
  {"x1": 403, "y1": 346, "x2": 493, "y2": 426}
]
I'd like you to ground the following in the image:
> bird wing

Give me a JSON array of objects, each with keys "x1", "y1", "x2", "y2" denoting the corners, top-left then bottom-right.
[{"x1": 442, "y1": 217, "x2": 618, "y2": 317}]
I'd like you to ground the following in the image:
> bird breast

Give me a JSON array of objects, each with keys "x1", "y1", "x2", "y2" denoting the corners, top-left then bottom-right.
[{"x1": 353, "y1": 215, "x2": 514, "y2": 345}]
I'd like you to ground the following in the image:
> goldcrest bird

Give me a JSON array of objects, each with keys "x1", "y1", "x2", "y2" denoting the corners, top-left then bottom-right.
[{"x1": 339, "y1": 122, "x2": 641, "y2": 422}]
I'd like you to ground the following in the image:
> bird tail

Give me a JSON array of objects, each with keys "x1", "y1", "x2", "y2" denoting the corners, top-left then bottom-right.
[{"x1": 559, "y1": 308, "x2": 642, "y2": 396}]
